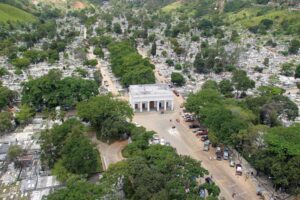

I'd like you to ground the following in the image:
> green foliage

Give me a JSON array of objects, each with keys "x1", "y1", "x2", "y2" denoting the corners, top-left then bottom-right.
[
  {"x1": 40, "y1": 119, "x2": 85, "y2": 168},
  {"x1": 194, "y1": 44, "x2": 235, "y2": 74},
  {"x1": 74, "y1": 67, "x2": 88, "y2": 78},
  {"x1": 44, "y1": 179, "x2": 104, "y2": 200},
  {"x1": 232, "y1": 70, "x2": 255, "y2": 92},
  {"x1": 250, "y1": 124, "x2": 300, "y2": 194},
  {"x1": 0, "y1": 67, "x2": 9, "y2": 77},
  {"x1": 12, "y1": 57, "x2": 30, "y2": 69},
  {"x1": 202, "y1": 80, "x2": 218, "y2": 90},
  {"x1": 113, "y1": 22, "x2": 122, "y2": 34},
  {"x1": 93, "y1": 47, "x2": 104, "y2": 58},
  {"x1": 23, "y1": 50, "x2": 47, "y2": 64},
  {"x1": 280, "y1": 62, "x2": 295, "y2": 76},
  {"x1": 258, "y1": 86, "x2": 285, "y2": 96},
  {"x1": 16, "y1": 104, "x2": 35, "y2": 125},
  {"x1": 288, "y1": 39, "x2": 300, "y2": 54},
  {"x1": 224, "y1": 0, "x2": 250, "y2": 13},
  {"x1": 219, "y1": 80, "x2": 234, "y2": 98},
  {"x1": 77, "y1": 95, "x2": 133, "y2": 140},
  {"x1": 83, "y1": 59, "x2": 98, "y2": 67},
  {"x1": 295, "y1": 64, "x2": 300, "y2": 78},
  {"x1": 108, "y1": 41, "x2": 155, "y2": 87},
  {"x1": 61, "y1": 130, "x2": 100, "y2": 174},
  {"x1": 171, "y1": 72, "x2": 185, "y2": 86},
  {"x1": 8, "y1": 145, "x2": 22, "y2": 160},
  {"x1": 151, "y1": 42, "x2": 156, "y2": 56},
  {"x1": 0, "y1": 111, "x2": 13, "y2": 134},
  {"x1": 0, "y1": 84, "x2": 16, "y2": 110},
  {"x1": 21, "y1": 70, "x2": 98, "y2": 111},
  {"x1": 185, "y1": 89, "x2": 222, "y2": 116}
]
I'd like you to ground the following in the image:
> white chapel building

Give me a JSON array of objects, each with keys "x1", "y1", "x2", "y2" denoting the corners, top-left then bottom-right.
[{"x1": 129, "y1": 84, "x2": 174, "y2": 112}]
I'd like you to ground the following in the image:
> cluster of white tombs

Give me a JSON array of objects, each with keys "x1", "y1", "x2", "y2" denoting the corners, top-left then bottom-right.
[{"x1": 129, "y1": 84, "x2": 174, "y2": 112}]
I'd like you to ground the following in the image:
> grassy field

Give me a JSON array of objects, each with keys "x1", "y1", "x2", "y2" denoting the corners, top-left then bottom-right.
[
  {"x1": 0, "y1": 3, "x2": 36, "y2": 23},
  {"x1": 161, "y1": 1, "x2": 182, "y2": 13},
  {"x1": 226, "y1": 7, "x2": 300, "y2": 34}
]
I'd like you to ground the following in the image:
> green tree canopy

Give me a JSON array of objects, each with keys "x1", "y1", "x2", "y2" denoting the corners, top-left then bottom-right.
[
  {"x1": 16, "y1": 104, "x2": 35, "y2": 125},
  {"x1": 171, "y1": 72, "x2": 185, "y2": 86},
  {"x1": 21, "y1": 69, "x2": 98, "y2": 111},
  {"x1": 77, "y1": 95, "x2": 133, "y2": 140}
]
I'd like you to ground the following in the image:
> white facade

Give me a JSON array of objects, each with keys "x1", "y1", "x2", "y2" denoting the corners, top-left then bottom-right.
[{"x1": 129, "y1": 84, "x2": 174, "y2": 112}]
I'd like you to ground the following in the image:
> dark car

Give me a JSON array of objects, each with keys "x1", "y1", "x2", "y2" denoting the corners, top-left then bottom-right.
[
  {"x1": 201, "y1": 135, "x2": 209, "y2": 141},
  {"x1": 189, "y1": 124, "x2": 200, "y2": 129}
]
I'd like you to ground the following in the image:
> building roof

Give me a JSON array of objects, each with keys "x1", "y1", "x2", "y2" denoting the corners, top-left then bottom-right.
[{"x1": 129, "y1": 84, "x2": 173, "y2": 97}]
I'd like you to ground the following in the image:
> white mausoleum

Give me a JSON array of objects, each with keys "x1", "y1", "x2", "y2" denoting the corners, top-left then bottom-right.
[{"x1": 129, "y1": 84, "x2": 174, "y2": 112}]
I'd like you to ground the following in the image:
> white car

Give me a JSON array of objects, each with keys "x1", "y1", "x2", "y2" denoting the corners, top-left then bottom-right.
[
  {"x1": 134, "y1": 122, "x2": 141, "y2": 127},
  {"x1": 160, "y1": 138, "x2": 166, "y2": 145}
]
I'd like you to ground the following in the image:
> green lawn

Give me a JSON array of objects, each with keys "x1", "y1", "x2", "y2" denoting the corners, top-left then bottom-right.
[
  {"x1": 161, "y1": 1, "x2": 182, "y2": 13},
  {"x1": 0, "y1": 3, "x2": 36, "y2": 23}
]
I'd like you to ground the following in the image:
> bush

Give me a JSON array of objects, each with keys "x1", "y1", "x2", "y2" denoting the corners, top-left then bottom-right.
[{"x1": 171, "y1": 72, "x2": 185, "y2": 86}]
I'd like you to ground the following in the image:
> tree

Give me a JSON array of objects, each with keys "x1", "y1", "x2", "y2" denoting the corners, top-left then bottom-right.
[
  {"x1": 151, "y1": 42, "x2": 156, "y2": 56},
  {"x1": 93, "y1": 47, "x2": 104, "y2": 58},
  {"x1": 0, "y1": 85, "x2": 16, "y2": 110},
  {"x1": 21, "y1": 70, "x2": 98, "y2": 111},
  {"x1": 83, "y1": 59, "x2": 98, "y2": 67},
  {"x1": 40, "y1": 119, "x2": 85, "y2": 168},
  {"x1": 185, "y1": 89, "x2": 222, "y2": 116},
  {"x1": 113, "y1": 23, "x2": 122, "y2": 34},
  {"x1": 219, "y1": 80, "x2": 234, "y2": 97},
  {"x1": 77, "y1": 95, "x2": 133, "y2": 140},
  {"x1": 12, "y1": 57, "x2": 30, "y2": 69},
  {"x1": 61, "y1": 130, "x2": 100, "y2": 174},
  {"x1": 0, "y1": 112, "x2": 13, "y2": 135},
  {"x1": 232, "y1": 70, "x2": 255, "y2": 93},
  {"x1": 280, "y1": 62, "x2": 294, "y2": 77},
  {"x1": 202, "y1": 80, "x2": 218, "y2": 90},
  {"x1": 8, "y1": 145, "x2": 23, "y2": 161},
  {"x1": 288, "y1": 39, "x2": 300, "y2": 54},
  {"x1": 294, "y1": 64, "x2": 300, "y2": 78},
  {"x1": 171, "y1": 72, "x2": 185, "y2": 86},
  {"x1": 16, "y1": 104, "x2": 35, "y2": 125}
]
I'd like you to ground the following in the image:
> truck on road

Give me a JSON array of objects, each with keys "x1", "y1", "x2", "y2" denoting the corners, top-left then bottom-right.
[{"x1": 236, "y1": 164, "x2": 242, "y2": 176}]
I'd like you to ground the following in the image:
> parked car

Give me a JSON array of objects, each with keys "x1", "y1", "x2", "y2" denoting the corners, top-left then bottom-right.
[
  {"x1": 203, "y1": 140, "x2": 210, "y2": 151},
  {"x1": 223, "y1": 148, "x2": 229, "y2": 160},
  {"x1": 201, "y1": 135, "x2": 209, "y2": 141},
  {"x1": 196, "y1": 130, "x2": 208, "y2": 136},
  {"x1": 189, "y1": 124, "x2": 200, "y2": 129},
  {"x1": 229, "y1": 159, "x2": 235, "y2": 167},
  {"x1": 216, "y1": 146, "x2": 222, "y2": 160},
  {"x1": 236, "y1": 164, "x2": 242, "y2": 175}
]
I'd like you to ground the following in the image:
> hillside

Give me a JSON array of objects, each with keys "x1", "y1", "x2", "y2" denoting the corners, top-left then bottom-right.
[{"x1": 0, "y1": 3, "x2": 37, "y2": 23}]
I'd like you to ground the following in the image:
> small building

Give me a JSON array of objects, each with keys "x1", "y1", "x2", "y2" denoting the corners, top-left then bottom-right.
[{"x1": 129, "y1": 84, "x2": 174, "y2": 112}]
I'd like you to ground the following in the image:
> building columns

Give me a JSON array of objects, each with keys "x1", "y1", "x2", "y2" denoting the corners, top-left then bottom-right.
[
  {"x1": 139, "y1": 102, "x2": 143, "y2": 112},
  {"x1": 164, "y1": 100, "x2": 167, "y2": 111},
  {"x1": 147, "y1": 101, "x2": 150, "y2": 112},
  {"x1": 171, "y1": 100, "x2": 174, "y2": 110},
  {"x1": 157, "y1": 101, "x2": 159, "y2": 111}
]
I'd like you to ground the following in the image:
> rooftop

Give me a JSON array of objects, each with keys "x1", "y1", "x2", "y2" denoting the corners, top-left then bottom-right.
[{"x1": 129, "y1": 84, "x2": 173, "y2": 96}]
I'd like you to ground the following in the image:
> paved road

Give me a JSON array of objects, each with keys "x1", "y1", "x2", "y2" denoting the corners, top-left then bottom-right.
[{"x1": 89, "y1": 133, "x2": 127, "y2": 170}]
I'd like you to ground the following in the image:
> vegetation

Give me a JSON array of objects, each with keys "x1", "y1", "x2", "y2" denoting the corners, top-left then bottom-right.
[
  {"x1": 0, "y1": 3, "x2": 36, "y2": 23},
  {"x1": 15, "y1": 104, "x2": 35, "y2": 125},
  {"x1": 40, "y1": 119, "x2": 101, "y2": 178},
  {"x1": 108, "y1": 41, "x2": 155, "y2": 87},
  {"x1": 77, "y1": 95, "x2": 134, "y2": 140},
  {"x1": 22, "y1": 70, "x2": 98, "y2": 111},
  {"x1": 171, "y1": 72, "x2": 185, "y2": 86},
  {"x1": 0, "y1": 111, "x2": 13, "y2": 135},
  {"x1": 0, "y1": 84, "x2": 17, "y2": 110}
]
